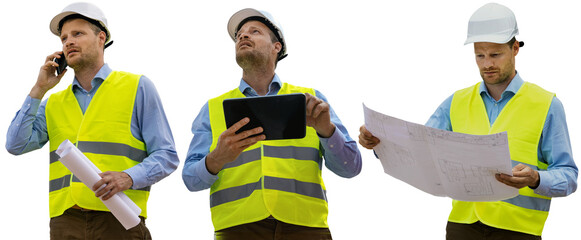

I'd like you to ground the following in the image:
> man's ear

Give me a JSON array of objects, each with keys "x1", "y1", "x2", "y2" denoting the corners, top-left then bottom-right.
[
  {"x1": 512, "y1": 40, "x2": 519, "y2": 56},
  {"x1": 273, "y1": 42, "x2": 282, "y2": 54},
  {"x1": 98, "y1": 31, "x2": 107, "y2": 48}
]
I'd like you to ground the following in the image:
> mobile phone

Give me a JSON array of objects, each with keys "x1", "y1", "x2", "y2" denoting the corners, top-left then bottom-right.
[{"x1": 53, "y1": 53, "x2": 67, "y2": 75}]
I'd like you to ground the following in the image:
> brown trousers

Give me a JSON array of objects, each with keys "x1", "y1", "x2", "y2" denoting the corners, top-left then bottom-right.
[
  {"x1": 215, "y1": 218, "x2": 332, "y2": 240},
  {"x1": 446, "y1": 221, "x2": 542, "y2": 240},
  {"x1": 50, "y1": 208, "x2": 151, "y2": 240}
]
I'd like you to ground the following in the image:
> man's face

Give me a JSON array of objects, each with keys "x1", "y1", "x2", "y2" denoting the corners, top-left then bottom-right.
[
  {"x1": 474, "y1": 41, "x2": 518, "y2": 86},
  {"x1": 59, "y1": 18, "x2": 105, "y2": 70},
  {"x1": 235, "y1": 20, "x2": 281, "y2": 68}
]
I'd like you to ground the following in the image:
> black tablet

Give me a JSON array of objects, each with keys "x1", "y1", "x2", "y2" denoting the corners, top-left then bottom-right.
[{"x1": 223, "y1": 93, "x2": 306, "y2": 140}]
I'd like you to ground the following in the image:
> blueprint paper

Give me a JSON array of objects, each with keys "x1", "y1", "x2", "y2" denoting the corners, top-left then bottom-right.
[
  {"x1": 56, "y1": 140, "x2": 142, "y2": 229},
  {"x1": 363, "y1": 104, "x2": 519, "y2": 201}
]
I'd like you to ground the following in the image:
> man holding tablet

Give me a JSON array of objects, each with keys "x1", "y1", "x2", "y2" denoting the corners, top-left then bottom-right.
[{"x1": 182, "y1": 8, "x2": 362, "y2": 239}]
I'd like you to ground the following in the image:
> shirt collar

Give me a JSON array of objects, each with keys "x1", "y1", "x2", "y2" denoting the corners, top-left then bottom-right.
[
  {"x1": 239, "y1": 74, "x2": 282, "y2": 96},
  {"x1": 479, "y1": 71, "x2": 524, "y2": 100},
  {"x1": 72, "y1": 63, "x2": 113, "y2": 91}
]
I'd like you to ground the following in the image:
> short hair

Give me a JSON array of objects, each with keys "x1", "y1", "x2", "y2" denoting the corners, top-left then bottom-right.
[
  {"x1": 506, "y1": 37, "x2": 516, "y2": 47},
  {"x1": 506, "y1": 37, "x2": 524, "y2": 48}
]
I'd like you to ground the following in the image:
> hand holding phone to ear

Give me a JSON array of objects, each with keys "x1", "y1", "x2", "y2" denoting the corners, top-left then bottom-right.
[{"x1": 29, "y1": 51, "x2": 68, "y2": 99}]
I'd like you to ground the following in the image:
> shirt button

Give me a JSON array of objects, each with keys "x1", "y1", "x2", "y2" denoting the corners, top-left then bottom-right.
[
  {"x1": 343, "y1": 161, "x2": 347, "y2": 165},
  {"x1": 329, "y1": 144, "x2": 334, "y2": 148}
]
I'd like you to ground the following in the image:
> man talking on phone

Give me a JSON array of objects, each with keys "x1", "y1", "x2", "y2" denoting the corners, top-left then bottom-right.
[
  {"x1": 182, "y1": 8, "x2": 362, "y2": 239},
  {"x1": 5, "y1": 2, "x2": 178, "y2": 239}
]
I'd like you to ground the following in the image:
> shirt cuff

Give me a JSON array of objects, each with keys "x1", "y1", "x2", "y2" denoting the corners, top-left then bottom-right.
[
  {"x1": 533, "y1": 170, "x2": 551, "y2": 196},
  {"x1": 123, "y1": 167, "x2": 146, "y2": 190},
  {"x1": 194, "y1": 156, "x2": 219, "y2": 185},
  {"x1": 319, "y1": 126, "x2": 347, "y2": 153},
  {"x1": 24, "y1": 95, "x2": 41, "y2": 115}
]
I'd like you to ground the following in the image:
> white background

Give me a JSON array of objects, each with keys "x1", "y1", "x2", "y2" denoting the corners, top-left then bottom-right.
[{"x1": 1, "y1": 0, "x2": 579, "y2": 239}]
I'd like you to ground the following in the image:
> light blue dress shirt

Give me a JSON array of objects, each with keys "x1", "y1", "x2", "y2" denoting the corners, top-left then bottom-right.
[
  {"x1": 182, "y1": 74, "x2": 362, "y2": 191},
  {"x1": 6, "y1": 64, "x2": 179, "y2": 190},
  {"x1": 426, "y1": 73, "x2": 577, "y2": 197}
]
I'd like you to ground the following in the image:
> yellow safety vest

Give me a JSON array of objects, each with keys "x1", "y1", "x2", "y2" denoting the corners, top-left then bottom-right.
[
  {"x1": 449, "y1": 81, "x2": 554, "y2": 236},
  {"x1": 46, "y1": 71, "x2": 150, "y2": 218},
  {"x1": 207, "y1": 83, "x2": 328, "y2": 231}
]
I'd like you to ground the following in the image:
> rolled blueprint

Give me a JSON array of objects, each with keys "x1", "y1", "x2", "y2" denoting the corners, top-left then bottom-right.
[{"x1": 56, "y1": 139, "x2": 142, "y2": 230}]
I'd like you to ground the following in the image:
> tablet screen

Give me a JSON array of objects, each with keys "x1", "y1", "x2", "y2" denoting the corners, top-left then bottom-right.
[{"x1": 223, "y1": 93, "x2": 306, "y2": 140}]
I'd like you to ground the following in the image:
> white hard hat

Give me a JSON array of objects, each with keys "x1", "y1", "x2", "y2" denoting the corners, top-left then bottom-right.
[
  {"x1": 464, "y1": 3, "x2": 523, "y2": 46},
  {"x1": 50, "y1": 2, "x2": 111, "y2": 44},
  {"x1": 227, "y1": 8, "x2": 287, "y2": 61}
]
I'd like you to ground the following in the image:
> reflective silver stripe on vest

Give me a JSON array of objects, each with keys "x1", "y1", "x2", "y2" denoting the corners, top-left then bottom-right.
[
  {"x1": 221, "y1": 146, "x2": 321, "y2": 170},
  {"x1": 502, "y1": 194, "x2": 551, "y2": 212},
  {"x1": 49, "y1": 175, "x2": 72, "y2": 192},
  {"x1": 210, "y1": 176, "x2": 326, "y2": 208},
  {"x1": 78, "y1": 141, "x2": 147, "y2": 163},
  {"x1": 210, "y1": 178, "x2": 262, "y2": 208},
  {"x1": 263, "y1": 176, "x2": 326, "y2": 201},
  {"x1": 222, "y1": 148, "x2": 261, "y2": 169},
  {"x1": 72, "y1": 175, "x2": 81, "y2": 183},
  {"x1": 264, "y1": 145, "x2": 320, "y2": 164},
  {"x1": 50, "y1": 151, "x2": 60, "y2": 164},
  {"x1": 50, "y1": 141, "x2": 147, "y2": 164}
]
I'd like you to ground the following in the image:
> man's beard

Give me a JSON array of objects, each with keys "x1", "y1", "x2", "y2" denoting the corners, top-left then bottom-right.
[
  {"x1": 68, "y1": 52, "x2": 96, "y2": 71},
  {"x1": 236, "y1": 50, "x2": 268, "y2": 69},
  {"x1": 68, "y1": 56, "x2": 88, "y2": 70},
  {"x1": 480, "y1": 71, "x2": 510, "y2": 85},
  {"x1": 480, "y1": 64, "x2": 514, "y2": 85}
]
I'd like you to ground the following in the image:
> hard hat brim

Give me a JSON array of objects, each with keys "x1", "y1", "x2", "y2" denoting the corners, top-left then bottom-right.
[
  {"x1": 50, "y1": 8, "x2": 111, "y2": 43},
  {"x1": 228, "y1": 8, "x2": 267, "y2": 41},
  {"x1": 50, "y1": 11, "x2": 76, "y2": 36},
  {"x1": 464, "y1": 34, "x2": 514, "y2": 45}
]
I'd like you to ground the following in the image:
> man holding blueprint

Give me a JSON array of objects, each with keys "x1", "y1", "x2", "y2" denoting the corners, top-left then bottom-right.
[
  {"x1": 359, "y1": 3, "x2": 577, "y2": 239},
  {"x1": 5, "y1": 2, "x2": 178, "y2": 239}
]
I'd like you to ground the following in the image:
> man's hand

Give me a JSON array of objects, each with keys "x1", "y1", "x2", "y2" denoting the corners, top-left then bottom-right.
[
  {"x1": 93, "y1": 171, "x2": 134, "y2": 201},
  {"x1": 30, "y1": 51, "x2": 68, "y2": 99},
  {"x1": 304, "y1": 93, "x2": 335, "y2": 138},
  {"x1": 358, "y1": 125, "x2": 380, "y2": 149},
  {"x1": 495, "y1": 163, "x2": 540, "y2": 189},
  {"x1": 206, "y1": 117, "x2": 265, "y2": 175}
]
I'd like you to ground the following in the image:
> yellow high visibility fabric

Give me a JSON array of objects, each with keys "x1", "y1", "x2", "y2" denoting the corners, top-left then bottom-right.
[
  {"x1": 207, "y1": 83, "x2": 327, "y2": 231},
  {"x1": 46, "y1": 71, "x2": 149, "y2": 218},
  {"x1": 449, "y1": 81, "x2": 554, "y2": 236}
]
